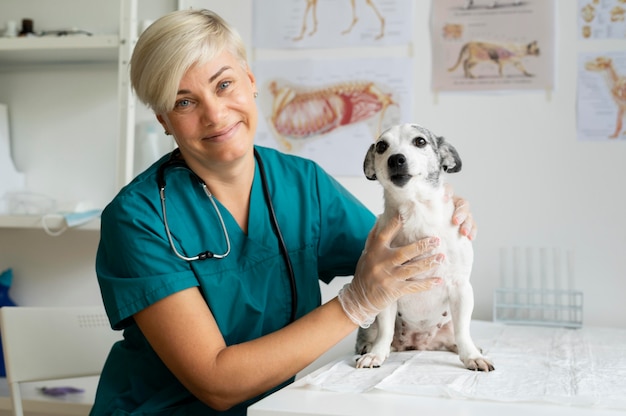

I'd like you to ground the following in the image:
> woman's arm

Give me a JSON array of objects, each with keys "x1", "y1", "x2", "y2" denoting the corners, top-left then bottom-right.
[
  {"x1": 135, "y1": 287, "x2": 354, "y2": 411},
  {"x1": 134, "y1": 217, "x2": 443, "y2": 411}
]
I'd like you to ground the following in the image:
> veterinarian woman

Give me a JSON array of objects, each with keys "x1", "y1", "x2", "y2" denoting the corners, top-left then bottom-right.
[{"x1": 91, "y1": 9, "x2": 477, "y2": 416}]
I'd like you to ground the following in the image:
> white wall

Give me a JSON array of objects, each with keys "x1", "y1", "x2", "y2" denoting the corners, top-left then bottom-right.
[
  {"x1": 199, "y1": 0, "x2": 626, "y2": 328},
  {"x1": 1, "y1": 0, "x2": 625, "y2": 328},
  {"x1": 354, "y1": 1, "x2": 626, "y2": 328}
]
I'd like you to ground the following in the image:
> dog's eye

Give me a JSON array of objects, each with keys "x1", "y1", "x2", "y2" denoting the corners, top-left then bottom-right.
[
  {"x1": 413, "y1": 137, "x2": 427, "y2": 148},
  {"x1": 375, "y1": 141, "x2": 388, "y2": 154}
]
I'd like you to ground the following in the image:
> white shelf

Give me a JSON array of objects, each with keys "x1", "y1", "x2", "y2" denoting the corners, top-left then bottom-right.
[
  {"x1": 0, "y1": 1, "x2": 137, "y2": 231},
  {"x1": 0, "y1": 215, "x2": 100, "y2": 231},
  {"x1": 0, "y1": 35, "x2": 119, "y2": 66}
]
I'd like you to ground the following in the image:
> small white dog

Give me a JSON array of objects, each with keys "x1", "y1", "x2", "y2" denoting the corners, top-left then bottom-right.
[{"x1": 356, "y1": 123, "x2": 494, "y2": 372}]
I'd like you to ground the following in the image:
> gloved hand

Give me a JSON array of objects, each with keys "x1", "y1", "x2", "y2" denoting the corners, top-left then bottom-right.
[
  {"x1": 444, "y1": 183, "x2": 477, "y2": 240},
  {"x1": 338, "y1": 215, "x2": 444, "y2": 328}
]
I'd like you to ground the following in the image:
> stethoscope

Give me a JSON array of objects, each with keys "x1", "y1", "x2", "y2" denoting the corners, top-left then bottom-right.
[{"x1": 156, "y1": 148, "x2": 298, "y2": 322}]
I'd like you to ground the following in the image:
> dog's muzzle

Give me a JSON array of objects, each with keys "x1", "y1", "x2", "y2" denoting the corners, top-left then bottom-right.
[{"x1": 387, "y1": 153, "x2": 411, "y2": 187}]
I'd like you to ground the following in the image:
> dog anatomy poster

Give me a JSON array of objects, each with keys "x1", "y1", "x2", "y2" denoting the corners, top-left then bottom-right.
[
  {"x1": 577, "y1": 50, "x2": 626, "y2": 141},
  {"x1": 251, "y1": 0, "x2": 413, "y2": 48},
  {"x1": 579, "y1": 0, "x2": 626, "y2": 39},
  {"x1": 431, "y1": 0, "x2": 555, "y2": 92},
  {"x1": 252, "y1": 58, "x2": 413, "y2": 176}
]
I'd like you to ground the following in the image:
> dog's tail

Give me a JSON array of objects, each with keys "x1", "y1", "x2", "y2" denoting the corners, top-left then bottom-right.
[{"x1": 448, "y1": 43, "x2": 469, "y2": 73}]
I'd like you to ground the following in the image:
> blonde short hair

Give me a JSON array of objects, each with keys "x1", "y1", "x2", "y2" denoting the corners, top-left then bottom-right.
[{"x1": 130, "y1": 9, "x2": 248, "y2": 114}]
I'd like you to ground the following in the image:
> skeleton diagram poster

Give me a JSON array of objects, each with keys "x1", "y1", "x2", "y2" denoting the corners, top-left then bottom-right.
[
  {"x1": 431, "y1": 0, "x2": 555, "y2": 92},
  {"x1": 252, "y1": 58, "x2": 412, "y2": 176},
  {"x1": 252, "y1": 0, "x2": 413, "y2": 48},
  {"x1": 579, "y1": 0, "x2": 626, "y2": 39},
  {"x1": 249, "y1": 0, "x2": 414, "y2": 176},
  {"x1": 577, "y1": 50, "x2": 626, "y2": 141}
]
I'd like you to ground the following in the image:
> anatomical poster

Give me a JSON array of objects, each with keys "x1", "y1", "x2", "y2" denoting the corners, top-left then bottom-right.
[
  {"x1": 579, "y1": 0, "x2": 626, "y2": 39},
  {"x1": 431, "y1": 0, "x2": 555, "y2": 92},
  {"x1": 252, "y1": 0, "x2": 414, "y2": 49},
  {"x1": 577, "y1": 50, "x2": 626, "y2": 141},
  {"x1": 252, "y1": 57, "x2": 413, "y2": 176}
]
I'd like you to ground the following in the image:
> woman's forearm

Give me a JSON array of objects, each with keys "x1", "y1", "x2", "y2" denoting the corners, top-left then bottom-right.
[{"x1": 204, "y1": 297, "x2": 356, "y2": 409}]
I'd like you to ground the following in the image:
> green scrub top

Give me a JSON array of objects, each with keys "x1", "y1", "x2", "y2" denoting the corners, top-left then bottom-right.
[{"x1": 91, "y1": 146, "x2": 375, "y2": 416}]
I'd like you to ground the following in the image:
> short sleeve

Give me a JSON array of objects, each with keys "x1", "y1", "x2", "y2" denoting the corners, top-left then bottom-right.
[
  {"x1": 313, "y1": 165, "x2": 376, "y2": 283},
  {"x1": 96, "y1": 185, "x2": 198, "y2": 330}
]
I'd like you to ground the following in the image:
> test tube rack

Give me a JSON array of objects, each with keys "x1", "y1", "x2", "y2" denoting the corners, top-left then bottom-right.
[{"x1": 493, "y1": 247, "x2": 583, "y2": 328}]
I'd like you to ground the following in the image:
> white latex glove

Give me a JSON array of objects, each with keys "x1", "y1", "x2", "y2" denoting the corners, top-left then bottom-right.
[
  {"x1": 444, "y1": 183, "x2": 477, "y2": 240},
  {"x1": 338, "y1": 215, "x2": 444, "y2": 328}
]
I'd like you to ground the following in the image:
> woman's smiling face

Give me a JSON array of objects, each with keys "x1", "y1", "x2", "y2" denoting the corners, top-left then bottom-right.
[{"x1": 157, "y1": 49, "x2": 258, "y2": 170}]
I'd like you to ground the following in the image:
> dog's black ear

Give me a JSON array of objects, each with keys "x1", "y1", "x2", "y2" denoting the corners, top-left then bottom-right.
[
  {"x1": 437, "y1": 136, "x2": 462, "y2": 173},
  {"x1": 363, "y1": 144, "x2": 377, "y2": 180}
]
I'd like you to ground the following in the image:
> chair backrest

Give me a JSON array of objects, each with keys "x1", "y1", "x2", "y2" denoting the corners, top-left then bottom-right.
[{"x1": 0, "y1": 306, "x2": 122, "y2": 416}]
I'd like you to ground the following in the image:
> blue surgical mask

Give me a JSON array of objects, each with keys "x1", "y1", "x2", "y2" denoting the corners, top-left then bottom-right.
[{"x1": 41, "y1": 209, "x2": 102, "y2": 236}]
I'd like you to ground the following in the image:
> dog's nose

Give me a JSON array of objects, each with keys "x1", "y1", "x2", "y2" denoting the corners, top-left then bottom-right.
[{"x1": 388, "y1": 154, "x2": 406, "y2": 170}]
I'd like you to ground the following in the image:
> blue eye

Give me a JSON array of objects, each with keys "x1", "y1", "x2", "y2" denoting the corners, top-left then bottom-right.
[
  {"x1": 218, "y1": 80, "x2": 231, "y2": 90},
  {"x1": 176, "y1": 99, "x2": 190, "y2": 108}
]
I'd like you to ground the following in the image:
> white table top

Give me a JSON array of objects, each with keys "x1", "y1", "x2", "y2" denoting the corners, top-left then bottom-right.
[
  {"x1": 248, "y1": 381, "x2": 626, "y2": 416},
  {"x1": 249, "y1": 321, "x2": 626, "y2": 416}
]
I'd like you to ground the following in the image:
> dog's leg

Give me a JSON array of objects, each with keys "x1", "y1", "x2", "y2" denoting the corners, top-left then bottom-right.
[
  {"x1": 449, "y1": 281, "x2": 495, "y2": 371},
  {"x1": 355, "y1": 303, "x2": 397, "y2": 368}
]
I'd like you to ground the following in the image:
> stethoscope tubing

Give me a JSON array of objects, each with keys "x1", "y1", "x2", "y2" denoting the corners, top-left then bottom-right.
[
  {"x1": 159, "y1": 182, "x2": 231, "y2": 261},
  {"x1": 256, "y1": 149, "x2": 297, "y2": 322},
  {"x1": 156, "y1": 148, "x2": 298, "y2": 322}
]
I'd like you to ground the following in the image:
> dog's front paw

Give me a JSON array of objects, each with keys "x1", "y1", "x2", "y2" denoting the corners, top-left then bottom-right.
[
  {"x1": 355, "y1": 352, "x2": 387, "y2": 368},
  {"x1": 463, "y1": 356, "x2": 495, "y2": 372}
]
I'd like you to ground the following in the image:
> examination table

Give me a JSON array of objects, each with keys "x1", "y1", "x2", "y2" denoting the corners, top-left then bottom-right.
[{"x1": 249, "y1": 320, "x2": 626, "y2": 416}]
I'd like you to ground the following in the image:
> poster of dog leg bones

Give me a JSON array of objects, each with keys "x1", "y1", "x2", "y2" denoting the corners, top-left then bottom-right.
[
  {"x1": 252, "y1": 58, "x2": 412, "y2": 176},
  {"x1": 251, "y1": 0, "x2": 413, "y2": 48},
  {"x1": 577, "y1": 51, "x2": 626, "y2": 141},
  {"x1": 579, "y1": 0, "x2": 626, "y2": 39},
  {"x1": 431, "y1": 0, "x2": 555, "y2": 92}
]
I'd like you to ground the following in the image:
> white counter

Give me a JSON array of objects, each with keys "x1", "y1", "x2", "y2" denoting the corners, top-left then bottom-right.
[{"x1": 250, "y1": 321, "x2": 626, "y2": 416}]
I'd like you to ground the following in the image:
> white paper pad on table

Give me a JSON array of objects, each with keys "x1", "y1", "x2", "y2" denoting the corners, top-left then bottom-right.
[{"x1": 303, "y1": 321, "x2": 626, "y2": 410}]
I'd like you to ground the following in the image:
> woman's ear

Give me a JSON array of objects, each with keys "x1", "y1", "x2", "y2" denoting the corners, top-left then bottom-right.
[
  {"x1": 247, "y1": 67, "x2": 257, "y2": 95},
  {"x1": 156, "y1": 114, "x2": 170, "y2": 136}
]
